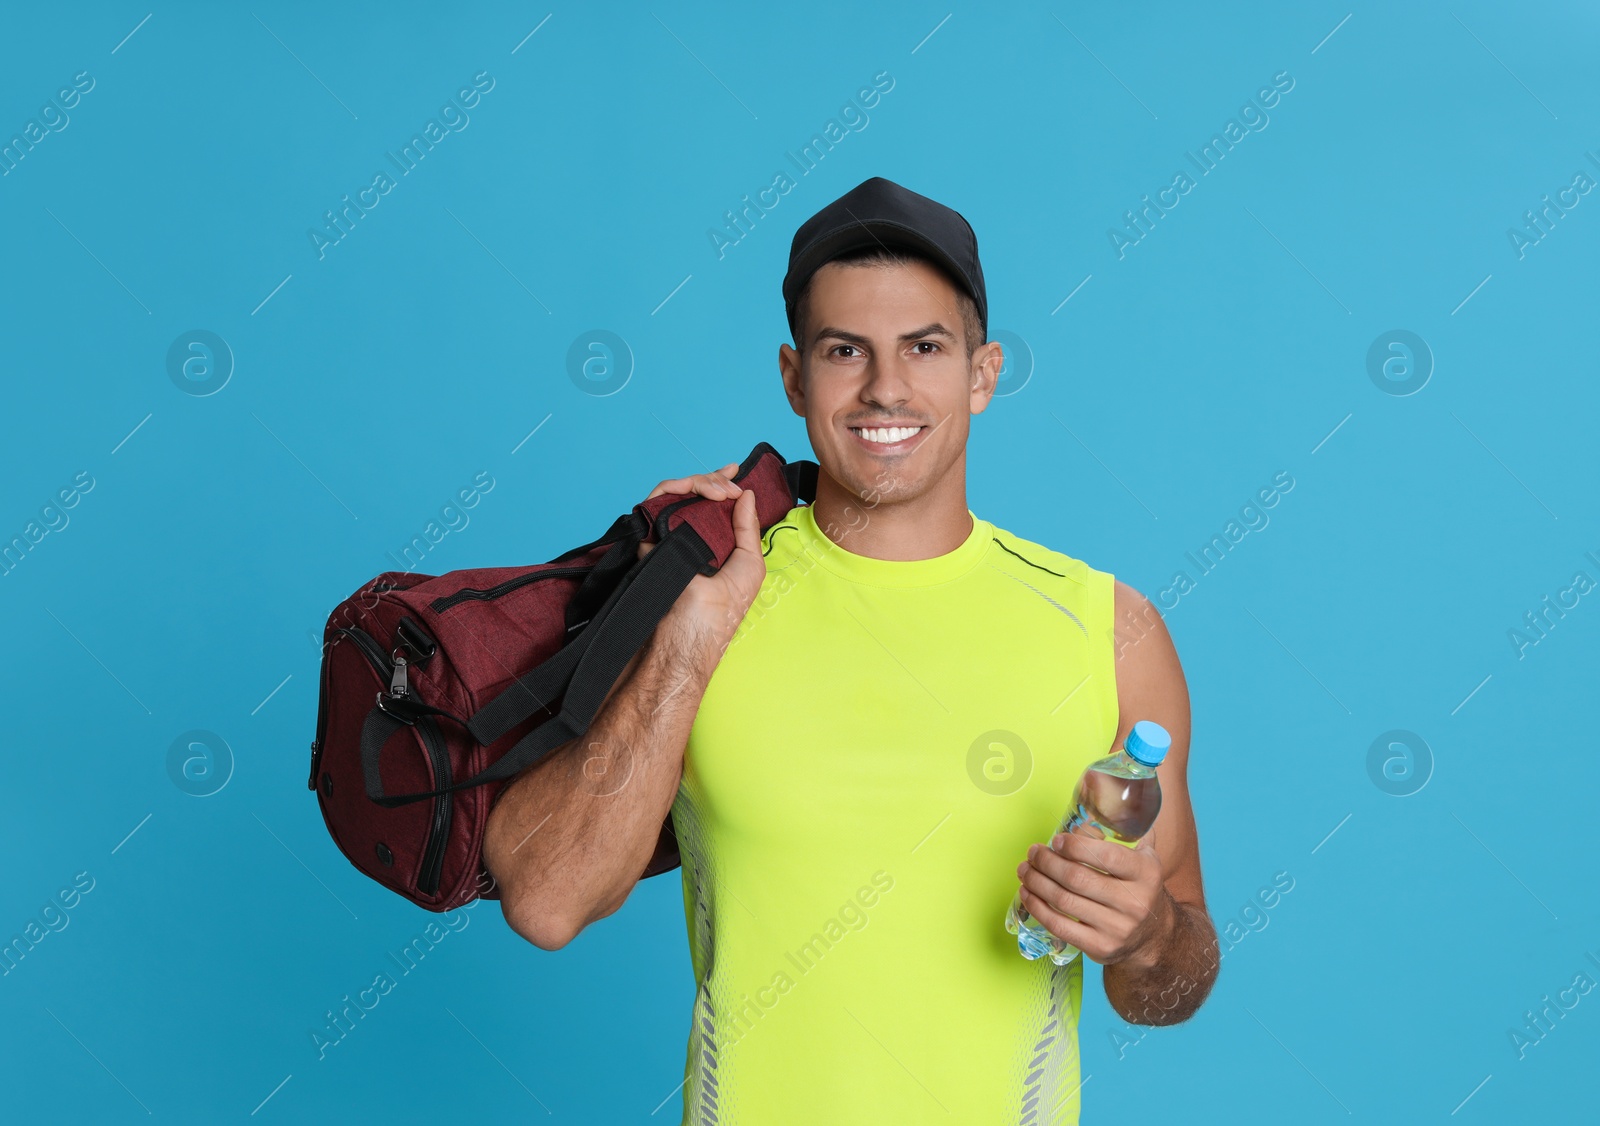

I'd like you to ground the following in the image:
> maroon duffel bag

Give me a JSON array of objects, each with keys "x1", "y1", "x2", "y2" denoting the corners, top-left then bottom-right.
[{"x1": 308, "y1": 441, "x2": 818, "y2": 911}]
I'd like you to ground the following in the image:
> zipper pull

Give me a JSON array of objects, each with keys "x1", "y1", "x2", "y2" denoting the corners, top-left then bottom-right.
[{"x1": 389, "y1": 650, "x2": 409, "y2": 698}]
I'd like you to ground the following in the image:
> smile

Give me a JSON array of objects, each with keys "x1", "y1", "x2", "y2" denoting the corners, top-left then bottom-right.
[{"x1": 848, "y1": 425, "x2": 926, "y2": 452}]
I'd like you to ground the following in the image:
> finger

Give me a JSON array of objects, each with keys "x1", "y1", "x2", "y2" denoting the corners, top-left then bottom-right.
[
  {"x1": 649, "y1": 460, "x2": 745, "y2": 506},
  {"x1": 705, "y1": 469, "x2": 742, "y2": 497},
  {"x1": 729, "y1": 486, "x2": 759, "y2": 550},
  {"x1": 1017, "y1": 885, "x2": 1101, "y2": 959},
  {"x1": 1130, "y1": 831, "x2": 1164, "y2": 874},
  {"x1": 1026, "y1": 844, "x2": 1127, "y2": 913},
  {"x1": 1028, "y1": 838, "x2": 1118, "y2": 890},
  {"x1": 646, "y1": 478, "x2": 694, "y2": 500},
  {"x1": 1019, "y1": 855, "x2": 1121, "y2": 927},
  {"x1": 648, "y1": 466, "x2": 741, "y2": 502},
  {"x1": 1051, "y1": 830, "x2": 1143, "y2": 880}
]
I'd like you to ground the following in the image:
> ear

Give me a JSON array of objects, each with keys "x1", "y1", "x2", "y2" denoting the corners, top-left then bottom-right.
[
  {"x1": 778, "y1": 342, "x2": 807, "y2": 417},
  {"x1": 969, "y1": 339, "x2": 1003, "y2": 415}
]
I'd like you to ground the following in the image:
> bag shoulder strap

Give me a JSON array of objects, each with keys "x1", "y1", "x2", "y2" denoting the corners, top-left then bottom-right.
[
  {"x1": 467, "y1": 447, "x2": 817, "y2": 747},
  {"x1": 362, "y1": 519, "x2": 715, "y2": 806}
]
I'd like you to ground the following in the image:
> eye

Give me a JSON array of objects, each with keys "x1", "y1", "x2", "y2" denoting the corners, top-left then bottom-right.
[
  {"x1": 913, "y1": 341, "x2": 941, "y2": 354},
  {"x1": 830, "y1": 344, "x2": 862, "y2": 358}
]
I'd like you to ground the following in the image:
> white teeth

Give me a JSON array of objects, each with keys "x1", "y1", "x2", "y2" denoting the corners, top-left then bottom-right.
[{"x1": 852, "y1": 426, "x2": 923, "y2": 445}]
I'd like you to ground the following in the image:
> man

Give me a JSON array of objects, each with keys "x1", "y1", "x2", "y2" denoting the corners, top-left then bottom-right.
[{"x1": 484, "y1": 177, "x2": 1219, "y2": 1124}]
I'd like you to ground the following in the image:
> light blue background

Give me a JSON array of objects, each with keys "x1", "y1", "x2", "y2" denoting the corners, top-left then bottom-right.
[{"x1": 2, "y1": 2, "x2": 1596, "y2": 1121}]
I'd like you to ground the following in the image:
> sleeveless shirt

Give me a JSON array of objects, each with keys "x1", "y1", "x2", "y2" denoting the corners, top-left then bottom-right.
[{"x1": 669, "y1": 501, "x2": 1119, "y2": 1125}]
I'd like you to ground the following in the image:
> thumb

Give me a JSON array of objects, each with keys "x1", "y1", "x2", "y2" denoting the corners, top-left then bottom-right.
[{"x1": 730, "y1": 486, "x2": 759, "y2": 550}]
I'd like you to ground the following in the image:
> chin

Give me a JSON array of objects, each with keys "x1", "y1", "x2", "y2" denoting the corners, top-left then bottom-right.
[{"x1": 845, "y1": 457, "x2": 923, "y2": 506}]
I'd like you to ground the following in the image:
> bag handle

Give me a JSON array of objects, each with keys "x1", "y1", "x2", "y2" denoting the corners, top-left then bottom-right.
[
  {"x1": 466, "y1": 446, "x2": 817, "y2": 747},
  {"x1": 784, "y1": 459, "x2": 818, "y2": 506},
  {"x1": 464, "y1": 530, "x2": 642, "y2": 748},
  {"x1": 361, "y1": 520, "x2": 715, "y2": 806},
  {"x1": 561, "y1": 511, "x2": 649, "y2": 636}
]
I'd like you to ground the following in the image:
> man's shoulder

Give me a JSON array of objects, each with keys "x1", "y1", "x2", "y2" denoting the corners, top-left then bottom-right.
[
  {"x1": 980, "y1": 515, "x2": 1107, "y2": 591},
  {"x1": 758, "y1": 502, "x2": 812, "y2": 560}
]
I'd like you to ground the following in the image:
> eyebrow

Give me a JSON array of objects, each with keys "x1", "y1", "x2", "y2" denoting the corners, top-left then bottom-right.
[{"x1": 813, "y1": 322, "x2": 956, "y2": 349}]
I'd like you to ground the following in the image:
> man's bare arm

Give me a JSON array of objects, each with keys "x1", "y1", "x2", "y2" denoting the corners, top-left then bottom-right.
[
  {"x1": 1102, "y1": 896, "x2": 1220, "y2": 1026},
  {"x1": 1101, "y1": 582, "x2": 1219, "y2": 1025},
  {"x1": 484, "y1": 466, "x2": 764, "y2": 951},
  {"x1": 482, "y1": 607, "x2": 723, "y2": 950},
  {"x1": 1015, "y1": 581, "x2": 1219, "y2": 1024}
]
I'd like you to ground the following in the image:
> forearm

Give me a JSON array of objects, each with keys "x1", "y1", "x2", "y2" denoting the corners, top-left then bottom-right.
[
  {"x1": 483, "y1": 611, "x2": 719, "y2": 948},
  {"x1": 1103, "y1": 894, "x2": 1220, "y2": 1026}
]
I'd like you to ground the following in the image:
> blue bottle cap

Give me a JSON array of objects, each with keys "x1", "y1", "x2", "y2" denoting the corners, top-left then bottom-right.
[{"x1": 1124, "y1": 720, "x2": 1171, "y2": 767}]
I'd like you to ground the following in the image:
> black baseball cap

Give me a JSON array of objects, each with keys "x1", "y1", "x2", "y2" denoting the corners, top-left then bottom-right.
[{"x1": 782, "y1": 176, "x2": 987, "y2": 346}]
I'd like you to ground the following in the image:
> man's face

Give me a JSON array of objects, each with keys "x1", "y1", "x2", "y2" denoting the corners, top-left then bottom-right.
[{"x1": 778, "y1": 258, "x2": 1002, "y2": 508}]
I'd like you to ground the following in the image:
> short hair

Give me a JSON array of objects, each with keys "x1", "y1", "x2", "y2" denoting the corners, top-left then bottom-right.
[{"x1": 790, "y1": 245, "x2": 985, "y2": 360}]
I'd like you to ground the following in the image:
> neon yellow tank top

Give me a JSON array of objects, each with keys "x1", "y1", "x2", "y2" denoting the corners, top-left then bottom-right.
[{"x1": 670, "y1": 501, "x2": 1119, "y2": 1125}]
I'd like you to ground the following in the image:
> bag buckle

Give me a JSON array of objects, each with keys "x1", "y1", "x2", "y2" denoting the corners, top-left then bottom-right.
[{"x1": 376, "y1": 692, "x2": 419, "y2": 724}]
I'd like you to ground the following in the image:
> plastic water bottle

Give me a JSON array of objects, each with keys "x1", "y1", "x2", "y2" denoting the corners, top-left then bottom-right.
[{"x1": 1005, "y1": 720, "x2": 1172, "y2": 965}]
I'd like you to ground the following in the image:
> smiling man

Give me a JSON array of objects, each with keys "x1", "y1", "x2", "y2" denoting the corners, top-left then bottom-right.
[{"x1": 484, "y1": 177, "x2": 1219, "y2": 1125}]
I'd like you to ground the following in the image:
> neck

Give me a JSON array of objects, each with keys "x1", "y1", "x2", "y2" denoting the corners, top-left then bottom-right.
[{"x1": 807, "y1": 453, "x2": 974, "y2": 561}]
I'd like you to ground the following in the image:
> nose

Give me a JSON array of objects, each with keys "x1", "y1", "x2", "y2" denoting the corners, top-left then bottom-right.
[{"x1": 860, "y1": 353, "x2": 914, "y2": 411}]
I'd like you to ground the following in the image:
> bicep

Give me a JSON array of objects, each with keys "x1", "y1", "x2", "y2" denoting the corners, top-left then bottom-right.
[{"x1": 1111, "y1": 580, "x2": 1206, "y2": 910}]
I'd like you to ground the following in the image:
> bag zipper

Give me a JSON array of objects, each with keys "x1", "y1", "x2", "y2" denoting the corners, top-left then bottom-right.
[
  {"x1": 311, "y1": 627, "x2": 394, "y2": 788},
  {"x1": 415, "y1": 716, "x2": 451, "y2": 896},
  {"x1": 306, "y1": 585, "x2": 415, "y2": 789},
  {"x1": 310, "y1": 643, "x2": 333, "y2": 790},
  {"x1": 429, "y1": 565, "x2": 592, "y2": 612},
  {"x1": 341, "y1": 626, "x2": 392, "y2": 674},
  {"x1": 325, "y1": 626, "x2": 451, "y2": 897}
]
